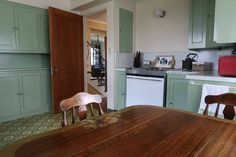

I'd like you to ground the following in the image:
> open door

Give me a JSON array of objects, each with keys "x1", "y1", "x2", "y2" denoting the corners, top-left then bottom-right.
[{"x1": 49, "y1": 7, "x2": 84, "y2": 113}]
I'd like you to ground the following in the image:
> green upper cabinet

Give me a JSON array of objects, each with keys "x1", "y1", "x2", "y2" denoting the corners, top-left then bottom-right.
[
  {"x1": 115, "y1": 69, "x2": 126, "y2": 110},
  {"x1": 0, "y1": 1, "x2": 49, "y2": 53},
  {"x1": 15, "y1": 6, "x2": 40, "y2": 51},
  {"x1": 119, "y1": 8, "x2": 133, "y2": 53},
  {"x1": 188, "y1": 0, "x2": 230, "y2": 49},
  {"x1": 214, "y1": 0, "x2": 236, "y2": 43},
  {"x1": 0, "y1": 3, "x2": 16, "y2": 51},
  {"x1": 40, "y1": 11, "x2": 50, "y2": 52}
]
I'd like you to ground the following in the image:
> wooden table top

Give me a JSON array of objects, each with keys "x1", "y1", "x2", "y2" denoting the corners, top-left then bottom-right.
[{"x1": 1, "y1": 105, "x2": 236, "y2": 157}]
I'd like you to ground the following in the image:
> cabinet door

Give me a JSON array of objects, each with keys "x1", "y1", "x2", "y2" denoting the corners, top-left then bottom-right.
[
  {"x1": 19, "y1": 71, "x2": 43, "y2": 114},
  {"x1": 115, "y1": 70, "x2": 126, "y2": 110},
  {"x1": 0, "y1": 72, "x2": 20, "y2": 121},
  {"x1": 188, "y1": 0, "x2": 207, "y2": 49},
  {"x1": 40, "y1": 11, "x2": 50, "y2": 53},
  {"x1": 0, "y1": 2, "x2": 16, "y2": 51},
  {"x1": 214, "y1": 0, "x2": 236, "y2": 43},
  {"x1": 15, "y1": 6, "x2": 40, "y2": 51},
  {"x1": 187, "y1": 81, "x2": 202, "y2": 113},
  {"x1": 42, "y1": 70, "x2": 52, "y2": 112},
  {"x1": 119, "y1": 8, "x2": 133, "y2": 53},
  {"x1": 167, "y1": 78, "x2": 189, "y2": 111}
]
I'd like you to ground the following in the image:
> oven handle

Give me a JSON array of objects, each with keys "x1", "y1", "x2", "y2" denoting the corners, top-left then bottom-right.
[{"x1": 127, "y1": 75, "x2": 164, "y2": 81}]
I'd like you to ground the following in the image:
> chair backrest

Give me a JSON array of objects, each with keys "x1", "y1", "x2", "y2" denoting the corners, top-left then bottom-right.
[
  {"x1": 204, "y1": 93, "x2": 236, "y2": 120},
  {"x1": 74, "y1": 92, "x2": 102, "y2": 105}
]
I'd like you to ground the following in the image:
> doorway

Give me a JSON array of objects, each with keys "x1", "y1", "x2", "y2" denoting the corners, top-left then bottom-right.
[{"x1": 84, "y1": 10, "x2": 108, "y2": 97}]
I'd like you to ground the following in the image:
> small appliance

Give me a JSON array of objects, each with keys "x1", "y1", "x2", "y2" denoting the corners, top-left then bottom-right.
[
  {"x1": 182, "y1": 53, "x2": 198, "y2": 71},
  {"x1": 218, "y1": 56, "x2": 236, "y2": 76}
]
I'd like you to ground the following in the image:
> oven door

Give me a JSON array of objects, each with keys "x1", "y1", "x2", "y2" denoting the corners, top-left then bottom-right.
[{"x1": 126, "y1": 75, "x2": 164, "y2": 107}]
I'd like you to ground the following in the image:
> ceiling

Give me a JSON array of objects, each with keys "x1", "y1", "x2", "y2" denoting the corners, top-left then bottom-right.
[{"x1": 87, "y1": 10, "x2": 107, "y2": 23}]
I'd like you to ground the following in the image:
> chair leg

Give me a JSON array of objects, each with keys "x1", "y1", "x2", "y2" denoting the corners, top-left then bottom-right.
[
  {"x1": 62, "y1": 111, "x2": 67, "y2": 127},
  {"x1": 98, "y1": 103, "x2": 104, "y2": 115},
  {"x1": 90, "y1": 103, "x2": 95, "y2": 117},
  {"x1": 72, "y1": 107, "x2": 75, "y2": 124}
]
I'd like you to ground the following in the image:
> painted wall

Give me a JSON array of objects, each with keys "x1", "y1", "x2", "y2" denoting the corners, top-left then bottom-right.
[
  {"x1": 135, "y1": 0, "x2": 189, "y2": 52},
  {"x1": 8, "y1": 0, "x2": 71, "y2": 10}
]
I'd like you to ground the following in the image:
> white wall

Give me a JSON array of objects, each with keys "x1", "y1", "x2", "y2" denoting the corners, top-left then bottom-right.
[
  {"x1": 8, "y1": 0, "x2": 71, "y2": 10},
  {"x1": 136, "y1": 0, "x2": 189, "y2": 52}
]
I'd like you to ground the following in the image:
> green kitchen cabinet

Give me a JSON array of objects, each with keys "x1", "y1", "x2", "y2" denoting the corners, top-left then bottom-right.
[
  {"x1": 119, "y1": 8, "x2": 133, "y2": 53},
  {"x1": 167, "y1": 73, "x2": 236, "y2": 113},
  {"x1": 19, "y1": 71, "x2": 42, "y2": 114},
  {"x1": 40, "y1": 12, "x2": 50, "y2": 52},
  {"x1": 166, "y1": 74, "x2": 189, "y2": 111},
  {"x1": 15, "y1": 6, "x2": 40, "y2": 51},
  {"x1": 115, "y1": 69, "x2": 126, "y2": 110},
  {"x1": 0, "y1": 69, "x2": 51, "y2": 123},
  {"x1": 188, "y1": 0, "x2": 230, "y2": 49},
  {"x1": 0, "y1": 1, "x2": 49, "y2": 53},
  {"x1": 0, "y1": 2, "x2": 16, "y2": 51},
  {"x1": 214, "y1": 0, "x2": 236, "y2": 43},
  {"x1": 0, "y1": 72, "x2": 20, "y2": 120}
]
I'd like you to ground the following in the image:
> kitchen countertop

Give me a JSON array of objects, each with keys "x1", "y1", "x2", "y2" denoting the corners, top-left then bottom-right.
[{"x1": 168, "y1": 70, "x2": 236, "y2": 83}]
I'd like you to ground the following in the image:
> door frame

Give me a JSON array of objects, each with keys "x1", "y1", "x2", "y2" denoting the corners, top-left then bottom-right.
[{"x1": 79, "y1": 3, "x2": 115, "y2": 109}]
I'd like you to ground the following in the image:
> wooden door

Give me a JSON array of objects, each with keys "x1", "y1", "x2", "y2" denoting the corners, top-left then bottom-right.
[{"x1": 49, "y1": 7, "x2": 84, "y2": 113}]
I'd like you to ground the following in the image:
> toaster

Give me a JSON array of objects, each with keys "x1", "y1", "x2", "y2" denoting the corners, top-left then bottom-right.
[{"x1": 218, "y1": 56, "x2": 236, "y2": 76}]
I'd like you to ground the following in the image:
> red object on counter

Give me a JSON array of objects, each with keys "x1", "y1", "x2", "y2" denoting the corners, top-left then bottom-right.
[{"x1": 218, "y1": 56, "x2": 236, "y2": 76}]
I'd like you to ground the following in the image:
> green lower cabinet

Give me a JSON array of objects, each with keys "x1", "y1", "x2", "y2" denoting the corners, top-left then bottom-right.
[
  {"x1": 115, "y1": 69, "x2": 126, "y2": 110},
  {"x1": 166, "y1": 74, "x2": 189, "y2": 111},
  {"x1": 187, "y1": 81, "x2": 202, "y2": 112},
  {"x1": 167, "y1": 73, "x2": 236, "y2": 113},
  {"x1": 0, "y1": 72, "x2": 20, "y2": 120},
  {"x1": 19, "y1": 72, "x2": 42, "y2": 114},
  {"x1": 0, "y1": 69, "x2": 51, "y2": 123}
]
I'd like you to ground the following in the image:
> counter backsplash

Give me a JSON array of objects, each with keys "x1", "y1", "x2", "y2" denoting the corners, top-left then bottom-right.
[{"x1": 141, "y1": 49, "x2": 233, "y2": 70}]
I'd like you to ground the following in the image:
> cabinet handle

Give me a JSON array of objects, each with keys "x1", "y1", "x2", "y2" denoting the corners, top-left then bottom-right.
[{"x1": 17, "y1": 92, "x2": 23, "y2": 95}]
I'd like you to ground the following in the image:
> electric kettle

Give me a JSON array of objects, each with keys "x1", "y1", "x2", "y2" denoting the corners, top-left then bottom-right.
[{"x1": 182, "y1": 53, "x2": 198, "y2": 71}]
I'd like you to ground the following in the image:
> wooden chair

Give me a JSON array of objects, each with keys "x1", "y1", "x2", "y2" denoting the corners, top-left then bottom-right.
[
  {"x1": 204, "y1": 93, "x2": 236, "y2": 120},
  {"x1": 60, "y1": 92, "x2": 104, "y2": 127}
]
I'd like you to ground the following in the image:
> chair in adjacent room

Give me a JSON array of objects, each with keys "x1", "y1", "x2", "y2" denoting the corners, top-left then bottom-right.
[
  {"x1": 60, "y1": 92, "x2": 104, "y2": 127},
  {"x1": 204, "y1": 93, "x2": 236, "y2": 120}
]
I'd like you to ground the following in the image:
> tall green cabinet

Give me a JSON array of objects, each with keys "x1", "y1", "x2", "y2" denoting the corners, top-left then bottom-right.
[
  {"x1": 0, "y1": 1, "x2": 51, "y2": 123},
  {"x1": 119, "y1": 8, "x2": 133, "y2": 53}
]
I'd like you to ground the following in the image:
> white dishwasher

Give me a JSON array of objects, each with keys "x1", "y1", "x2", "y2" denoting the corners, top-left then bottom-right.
[{"x1": 126, "y1": 75, "x2": 164, "y2": 107}]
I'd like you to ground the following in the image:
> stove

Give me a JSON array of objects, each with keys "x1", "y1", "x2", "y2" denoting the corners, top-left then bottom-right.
[{"x1": 126, "y1": 67, "x2": 173, "y2": 78}]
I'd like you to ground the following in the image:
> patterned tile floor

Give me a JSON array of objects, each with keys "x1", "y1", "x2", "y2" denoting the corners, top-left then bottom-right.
[{"x1": 0, "y1": 111, "x2": 92, "y2": 151}]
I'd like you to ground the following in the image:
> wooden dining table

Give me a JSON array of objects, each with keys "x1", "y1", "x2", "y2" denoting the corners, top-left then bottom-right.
[{"x1": 1, "y1": 105, "x2": 236, "y2": 157}]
